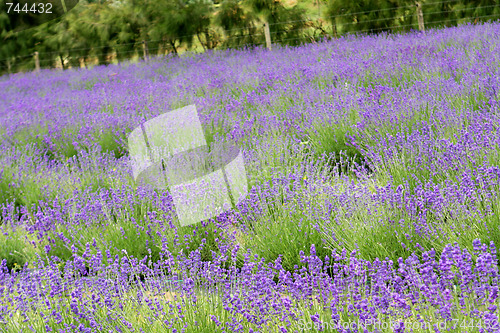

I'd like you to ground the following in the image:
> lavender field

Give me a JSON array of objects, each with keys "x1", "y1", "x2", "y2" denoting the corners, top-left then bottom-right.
[{"x1": 1, "y1": 22, "x2": 500, "y2": 332}]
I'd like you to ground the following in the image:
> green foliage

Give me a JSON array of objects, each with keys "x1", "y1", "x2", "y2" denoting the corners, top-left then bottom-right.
[
  {"x1": 3, "y1": 0, "x2": 499, "y2": 75},
  {"x1": 240, "y1": 203, "x2": 330, "y2": 272},
  {"x1": 0, "y1": 225, "x2": 37, "y2": 271},
  {"x1": 216, "y1": 0, "x2": 260, "y2": 48},
  {"x1": 140, "y1": 0, "x2": 216, "y2": 54},
  {"x1": 306, "y1": 117, "x2": 371, "y2": 175},
  {"x1": 0, "y1": 162, "x2": 49, "y2": 211},
  {"x1": 247, "y1": 0, "x2": 308, "y2": 46},
  {"x1": 455, "y1": 0, "x2": 500, "y2": 23},
  {"x1": 325, "y1": 0, "x2": 415, "y2": 34},
  {"x1": 324, "y1": 0, "x2": 500, "y2": 35},
  {"x1": 216, "y1": 0, "x2": 249, "y2": 31}
]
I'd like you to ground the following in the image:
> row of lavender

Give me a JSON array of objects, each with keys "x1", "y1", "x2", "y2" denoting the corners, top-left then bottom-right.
[
  {"x1": 0, "y1": 22, "x2": 500, "y2": 331},
  {"x1": 0, "y1": 241, "x2": 498, "y2": 332}
]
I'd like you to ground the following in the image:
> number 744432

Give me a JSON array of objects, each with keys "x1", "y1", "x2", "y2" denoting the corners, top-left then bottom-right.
[{"x1": 6, "y1": 2, "x2": 53, "y2": 14}]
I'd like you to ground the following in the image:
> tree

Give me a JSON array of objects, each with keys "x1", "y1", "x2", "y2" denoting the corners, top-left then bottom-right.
[
  {"x1": 0, "y1": 2, "x2": 40, "y2": 74},
  {"x1": 326, "y1": 0, "x2": 413, "y2": 35},
  {"x1": 147, "y1": 0, "x2": 189, "y2": 54},
  {"x1": 215, "y1": 0, "x2": 259, "y2": 48},
  {"x1": 422, "y1": 0, "x2": 459, "y2": 29},
  {"x1": 146, "y1": 0, "x2": 215, "y2": 54},
  {"x1": 186, "y1": 0, "x2": 218, "y2": 50},
  {"x1": 454, "y1": 0, "x2": 500, "y2": 25},
  {"x1": 246, "y1": 0, "x2": 308, "y2": 46},
  {"x1": 98, "y1": 0, "x2": 146, "y2": 61}
]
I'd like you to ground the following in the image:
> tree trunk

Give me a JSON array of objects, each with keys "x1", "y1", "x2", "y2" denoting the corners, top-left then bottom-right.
[
  {"x1": 197, "y1": 33, "x2": 206, "y2": 51},
  {"x1": 161, "y1": 38, "x2": 167, "y2": 55},
  {"x1": 206, "y1": 30, "x2": 213, "y2": 49},
  {"x1": 170, "y1": 40, "x2": 178, "y2": 55},
  {"x1": 97, "y1": 47, "x2": 110, "y2": 65},
  {"x1": 59, "y1": 54, "x2": 66, "y2": 70},
  {"x1": 142, "y1": 40, "x2": 149, "y2": 61}
]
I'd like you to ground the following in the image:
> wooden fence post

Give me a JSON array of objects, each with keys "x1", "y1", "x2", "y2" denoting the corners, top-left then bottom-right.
[
  {"x1": 416, "y1": 2, "x2": 425, "y2": 33},
  {"x1": 264, "y1": 22, "x2": 272, "y2": 50},
  {"x1": 34, "y1": 51, "x2": 40, "y2": 72},
  {"x1": 142, "y1": 40, "x2": 149, "y2": 61}
]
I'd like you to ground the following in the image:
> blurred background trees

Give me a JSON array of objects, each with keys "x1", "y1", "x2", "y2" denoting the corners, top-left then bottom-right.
[
  {"x1": 1, "y1": 0, "x2": 499, "y2": 75},
  {"x1": 215, "y1": 0, "x2": 259, "y2": 48},
  {"x1": 327, "y1": 0, "x2": 428, "y2": 34}
]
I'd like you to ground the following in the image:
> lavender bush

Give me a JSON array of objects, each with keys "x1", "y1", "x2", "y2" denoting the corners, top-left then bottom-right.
[{"x1": 0, "y1": 22, "x2": 500, "y2": 332}]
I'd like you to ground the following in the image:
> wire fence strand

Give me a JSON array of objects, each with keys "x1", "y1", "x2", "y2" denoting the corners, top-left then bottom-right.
[
  {"x1": 268, "y1": 4, "x2": 499, "y2": 38},
  {"x1": 268, "y1": 0, "x2": 462, "y2": 27},
  {"x1": 271, "y1": 14, "x2": 499, "y2": 46},
  {"x1": 1, "y1": 1, "x2": 500, "y2": 72}
]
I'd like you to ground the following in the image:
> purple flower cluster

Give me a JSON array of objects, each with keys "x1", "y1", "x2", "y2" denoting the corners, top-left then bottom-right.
[{"x1": 0, "y1": 242, "x2": 498, "y2": 331}]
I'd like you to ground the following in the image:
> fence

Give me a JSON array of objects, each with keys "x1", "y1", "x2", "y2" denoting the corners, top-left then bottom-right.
[{"x1": 1, "y1": 0, "x2": 499, "y2": 74}]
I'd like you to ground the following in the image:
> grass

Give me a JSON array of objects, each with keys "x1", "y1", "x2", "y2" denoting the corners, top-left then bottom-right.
[
  {"x1": 305, "y1": 116, "x2": 371, "y2": 176},
  {"x1": 0, "y1": 224, "x2": 38, "y2": 271},
  {"x1": 238, "y1": 187, "x2": 331, "y2": 272}
]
